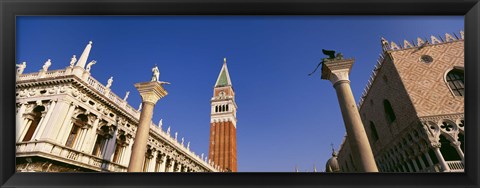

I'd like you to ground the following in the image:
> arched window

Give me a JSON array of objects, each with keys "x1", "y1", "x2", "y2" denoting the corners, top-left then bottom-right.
[
  {"x1": 22, "y1": 106, "x2": 46, "y2": 141},
  {"x1": 370, "y1": 121, "x2": 379, "y2": 142},
  {"x1": 222, "y1": 105, "x2": 225, "y2": 112},
  {"x1": 92, "y1": 125, "x2": 111, "y2": 157},
  {"x1": 439, "y1": 135, "x2": 461, "y2": 161},
  {"x1": 446, "y1": 69, "x2": 464, "y2": 96},
  {"x1": 65, "y1": 114, "x2": 88, "y2": 148},
  {"x1": 215, "y1": 106, "x2": 218, "y2": 112},
  {"x1": 226, "y1": 104, "x2": 229, "y2": 112},
  {"x1": 383, "y1": 100, "x2": 396, "y2": 124}
]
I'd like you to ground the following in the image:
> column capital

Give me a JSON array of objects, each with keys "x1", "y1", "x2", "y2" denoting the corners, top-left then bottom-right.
[
  {"x1": 134, "y1": 81, "x2": 168, "y2": 105},
  {"x1": 321, "y1": 58, "x2": 355, "y2": 85}
]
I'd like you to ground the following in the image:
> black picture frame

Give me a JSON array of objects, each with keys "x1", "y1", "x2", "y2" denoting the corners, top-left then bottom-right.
[{"x1": 1, "y1": 0, "x2": 479, "y2": 188}]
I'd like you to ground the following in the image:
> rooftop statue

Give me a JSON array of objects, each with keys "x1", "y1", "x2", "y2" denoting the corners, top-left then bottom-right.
[
  {"x1": 86, "y1": 60, "x2": 96, "y2": 72},
  {"x1": 123, "y1": 91, "x2": 130, "y2": 101},
  {"x1": 106, "y1": 76, "x2": 113, "y2": 88},
  {"x1": 42, "y1": 59, "x2": 52, "y2": 72},
  {"x1": 69, "y1": 55, "x2": 77, "y2": 68},
  {"x1": 308, "y1": 49, "x2": 344, "y2": 76},
  {"x1": 16, "y1": 62, "x2": 27, "y2": 75}
]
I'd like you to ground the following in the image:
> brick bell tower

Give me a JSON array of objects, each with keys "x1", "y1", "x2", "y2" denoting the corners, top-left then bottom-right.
[{"x1": 209, "y1": 58, "x2": 238, "y2": 172}]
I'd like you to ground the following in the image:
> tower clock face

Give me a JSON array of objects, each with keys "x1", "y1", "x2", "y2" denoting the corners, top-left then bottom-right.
[{"x1": 219, "y1": 91, "x2": 225, "y2": 97}]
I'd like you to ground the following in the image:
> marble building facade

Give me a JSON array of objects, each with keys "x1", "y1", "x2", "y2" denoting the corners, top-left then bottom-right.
[{"x1": 15, "y1": 42, "x2": 220, "y2": 172}]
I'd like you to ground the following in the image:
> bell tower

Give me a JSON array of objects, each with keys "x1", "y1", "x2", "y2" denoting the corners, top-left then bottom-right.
[{"x1": 209, "y1": 58, "x2": 237, "y2": 172}]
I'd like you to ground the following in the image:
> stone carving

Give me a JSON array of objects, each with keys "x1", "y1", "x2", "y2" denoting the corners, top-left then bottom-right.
[
  {"x1": 123, "y1": 91, "x2": 130, "y2": 101},
  {"x1": 42, "y1": 59, "x2": 52, "y2": 72},
  {"x1": 187, "y1": 142, "x2": 190, "y2": 150},
  {"x1": 69, "y1": 55, "x2": 77, "y2": 68},
  {"x1": 174, "y1": 132, "x2": 178, "y2": 141},
  {"x1": 85, "y1": 60, "x2": 96, "y2": 72},
  {"x1": 167, "y1": 126, "x2": 171, "y2": 136},
  {"x1": 16, "y1": 62, "x2": 27, "y2": 75},
  {"x1": 151, "y1": 65, "x2": 160, "y2": 82},
  {"x1": 137, "y1": 103, "x2": 142, "y2": 111},
  {"x1": 106, "y1": 76, "x2": 113, "y2": 88},
  {"x1": 181, "y1": 137, "x2": 184, "y2": 145}
]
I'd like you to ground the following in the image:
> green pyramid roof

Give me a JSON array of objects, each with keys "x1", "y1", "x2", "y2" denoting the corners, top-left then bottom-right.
[{"x1": 215, "y1": 62, "x2": 232, "y2": 87}]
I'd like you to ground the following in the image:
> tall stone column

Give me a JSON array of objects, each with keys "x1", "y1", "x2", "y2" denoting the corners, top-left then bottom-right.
[
  {"x1": 433, "y1": 146, "x2": 450, "y2": 172},
  {"x1": 127, "y1": 81, "x2": 168, "y2": 172},
  {"x1": 320, "y1": 58, "x2": 378, "y2": 172}
]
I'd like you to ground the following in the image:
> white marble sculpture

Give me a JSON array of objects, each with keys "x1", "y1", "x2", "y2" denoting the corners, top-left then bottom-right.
[
  {"x1": 106, "y1": 76, "x2": 113, "y2": 88},
  {"x1": 123, "y1": 91, "x2": 130, "y2": 101},
  {"x1": 69, "y1": 55, "x2": 77, "y2": 67},
  {"x1": 42, "y1": 59, "x2": 52, "y2": 72},
  {"x1": 86, "y1": 60, "x2": 96, "y2": 72},
  {"x1": 16, "y1": 62, "x2": 27, "y2": 75},
  {"x1": 158, "y1": 119, "x2": 163, "y2": 130}
]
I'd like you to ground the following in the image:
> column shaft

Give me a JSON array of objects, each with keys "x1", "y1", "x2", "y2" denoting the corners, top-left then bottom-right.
[
  {"x1": 128, "y1": 102, "x2": 155, "y2": 172},
  {"x1": 434, "y1": 147, "x2": 450, "y2": 172},
  {"x1": 333, "y1": 81, "x2": 378, "y2": 172}
]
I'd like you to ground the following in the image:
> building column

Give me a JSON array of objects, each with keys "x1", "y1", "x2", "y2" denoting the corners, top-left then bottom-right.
[
  {"x1": 424, "y1": 152, "x2": 434, "y2": 167},
  {"x1": 127, "y1": 81, "x2": 168, "y2": 172},
  {"x1": 405, "y1": 160, "x2": 413, "y2": 172},
  {"x1": 53, "y1": 103, "x2": 76, "y2": 144},
  {"x1": 433, "y1": 146, "x2": 450, "y2": 172},
  {"x1": 320, "y1": 58, "x2": 378, "y2": 172},
  {"x1": 410, "y1": 158, "x2": 420, "y2": 172},
  {"x1": 417, "y1": 156, "x2": 427, "y2": 171},
  {"x1": 32, "y1": 100, "x2": 57, "y2": 140},
  {"x1": 80, "y1": 118, "x2": 100, "y2": 153},
  {"x1": 17, "y1": 116, "x2": 34, "y2": 142},
  {"x1": 159, "y1": 154, "x2": 167, "y2": 172},
  {"x1": 16, "y1": 102, "x2": 28, "y2": 141},
  {"x1": 401, "y1": 164, "x2": 407, "y2": 172},
  {"x1": 148, "y1": 150, "x2": 158, "y2": 172},
  {"x1": 175, "y1": 163, "x2": 182, "y2": 172},
  {"x1": 451, "y1": 141, "x2": 464, "y2": 162},
  {"x1": 168, "y1": 159, "x2": 175, "y2": 172},
  {"x1": 122, "y1": 138, "x2": 133, "y2": 166}
]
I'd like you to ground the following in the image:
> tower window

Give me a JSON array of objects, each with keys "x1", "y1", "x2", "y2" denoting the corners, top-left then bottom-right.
[
  {"x1": 215, "y1": 106, "x2": 218, "y2": 112},
  {"x1": 383, "y1": 100, "x2": 396, "y2": 124},
  {"x1": 446, "y1": 69, "x2": 464, "y2": 96},
  {"x1": 65, "y1": 114, "x2": 88, "y2": 148},
  {"x1": 226, "y1": 104, "x2": 229, "y2": 111}
]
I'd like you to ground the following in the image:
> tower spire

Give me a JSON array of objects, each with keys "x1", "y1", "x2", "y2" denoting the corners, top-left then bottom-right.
[
  {"x1": 214, "y1": 57, "x2": 233, "y2": 87},
  {"x1": 75, "y1": 41, "x2": 93, "y2": 69}
]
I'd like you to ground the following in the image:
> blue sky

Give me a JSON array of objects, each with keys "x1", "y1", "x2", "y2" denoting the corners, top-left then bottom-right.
[{"x1": 16, "y1": 16, "x2": 463, "y2": 172}]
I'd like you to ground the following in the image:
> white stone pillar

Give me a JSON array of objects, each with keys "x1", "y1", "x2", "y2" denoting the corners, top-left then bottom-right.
[
  {"x1": 176, "y1": 163, "x2": 182, "y2": 172},
  {"x1": 75, "y1": 127, "x2": 89, "y2": 151},
  {"x1": 54, "y1": 103, "x2": 76, "y2": 144},
  {"x1": 148, "y1": 151, "x2": 158, "y2": 172},
  {"x1": 433, "y1": 147, "x2": 450, "y2": 172},
  {"x1": 40, "y1": 99, "x2": 72, "y2": 141},
  {"x1": 32, "y1": 101, "x2": 57, "y2": 140},
  {"x1": 81, "y1": 118, "x2": 100, "y2": 153},
  {"x1": 17, "y1": 118, "x2": 33, "y2": 142},
  {"x1": 159, "y1": 154, "x2": 167, "y2": 172},
  {"x1": 168, "y1": 159, "x2": 175, "y2": 172},
  {"x1": 16, "y1": 102, "x2": 28, "y2": 141},
  {"x1": 123, "y1": 139, "x2": 133, "y2": 166}
]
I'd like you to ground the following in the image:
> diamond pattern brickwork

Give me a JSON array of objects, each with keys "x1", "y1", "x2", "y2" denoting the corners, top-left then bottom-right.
[{"x1": 390, "y1": 41, "x2": 464, "y2": 117}]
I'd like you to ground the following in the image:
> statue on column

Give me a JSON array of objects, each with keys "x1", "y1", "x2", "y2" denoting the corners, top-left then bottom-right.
[
  {"x1": 181, "y1": 137, "x2": 184, "y2": 145},
  {"x1": 201, "y1": 153, "x2": 204, "y2": 160},
  {"x1": 86, "y1": 60, "x2": 96, "y2": 72},
  {"x1": 308, "y1": 49, "x2": 344, "y2": 76},
  {"x1": 187, "y1": 142, "x2": 190, "y2": 150},
  {"x1": 174, "y1": 132, "x2": 178, "y2": 141},
  {"x1": 16, "y1": 62, "x2": 27, "y2": 75},
  {"x1": 151, "y1": 65, "x2": 160, "y2": 82},
  {"x1": 42, "y1": 59, "x2": 52, "y2": 72},
  {"x1": 69, "y1": 55, "x2": 77, "y2": 68},
  {"x1": 106, "y1": 76, "x2": 113, "y2": 88},
  {"x1": 137, "y1": 103, "x2": 142, "y2": 111},
  {"x1": 166, "y1": 126, "x2": 171, "y2": 135},
  {"x1": 123, "y1": 91, "x2": 130, "y2": 101}
]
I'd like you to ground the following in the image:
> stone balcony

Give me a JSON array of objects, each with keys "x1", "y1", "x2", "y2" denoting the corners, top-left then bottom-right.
[{"x1": 16, "y1": 140, "x2": 127, "y2": 172}]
